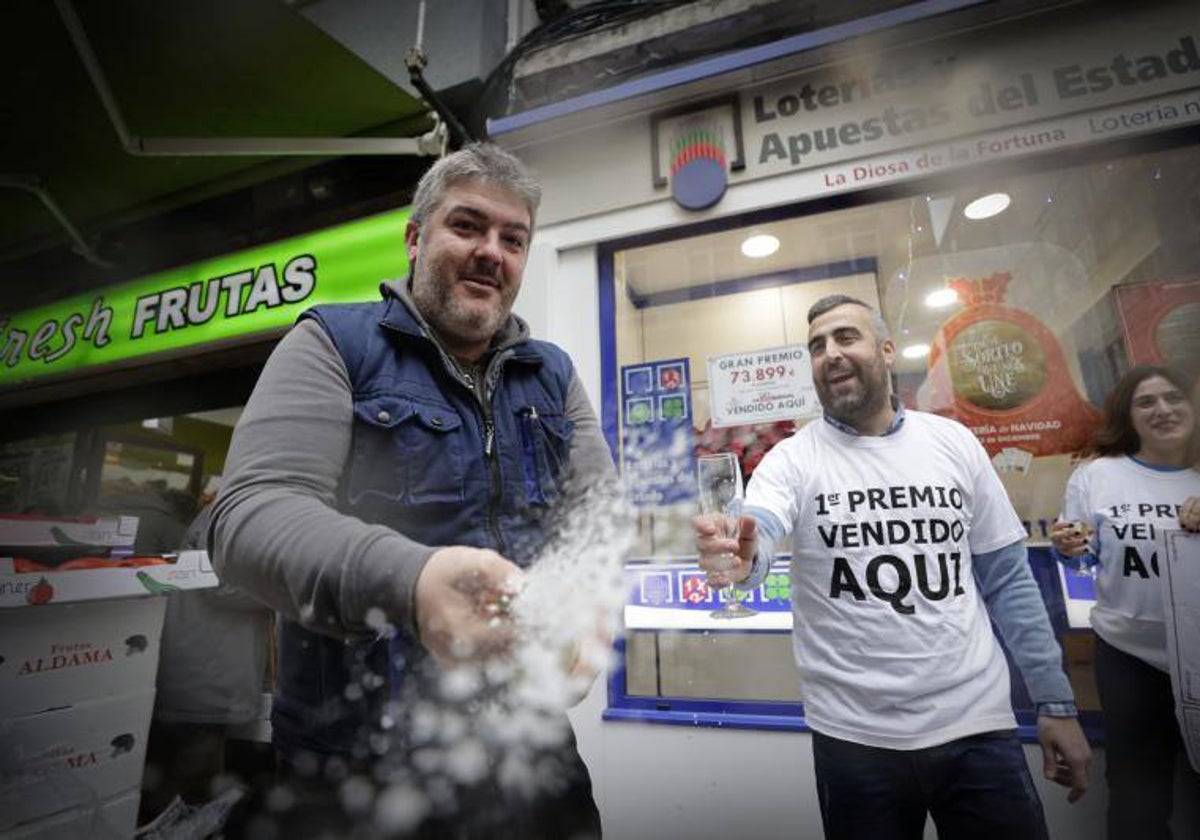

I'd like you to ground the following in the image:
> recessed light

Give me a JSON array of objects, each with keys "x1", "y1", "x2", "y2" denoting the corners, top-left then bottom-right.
[
  {"x1": 902, "y1": 343, "x2": 931, "y2": 360},
  {"x1": 924, "y1": 288, "x2": 959, "y2": 308},
  {"x1": 741, "y1": 234, "x2": 780, "y2": 258},
  {"x1": 963, "y1": 192, "x2": 1011, "y2": 220}
]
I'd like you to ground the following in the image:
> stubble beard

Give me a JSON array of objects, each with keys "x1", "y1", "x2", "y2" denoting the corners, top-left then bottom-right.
[
  {"x1": 411, "y1": 253, "x2": 508, "y2": 347},
  {"x1": 819, "y1": 360, "x2": 890, "y2": 428}
]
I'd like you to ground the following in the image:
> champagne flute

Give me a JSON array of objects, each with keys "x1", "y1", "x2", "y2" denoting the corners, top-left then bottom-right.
[
  {"x1": 1068, "y1": 517, "x2": 1099, "y2": 579},
  {"x1": 697, "y1": 452, "x2": 756, "y2": 620}
]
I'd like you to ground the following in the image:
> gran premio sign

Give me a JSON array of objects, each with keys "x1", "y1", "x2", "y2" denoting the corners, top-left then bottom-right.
[{"x1": 0, "y1": 207, "x2": 411, "y2": 389}]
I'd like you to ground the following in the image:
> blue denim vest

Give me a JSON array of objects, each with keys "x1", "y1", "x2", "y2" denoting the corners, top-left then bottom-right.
[{"x1": 273, "y1": 288, "x2": 577, "y2": 758}]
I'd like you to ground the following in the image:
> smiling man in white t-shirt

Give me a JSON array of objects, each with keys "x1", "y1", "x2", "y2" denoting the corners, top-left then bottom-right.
[{"x1": 695, "y1": 294, "x2": 1092, "y2": 840}]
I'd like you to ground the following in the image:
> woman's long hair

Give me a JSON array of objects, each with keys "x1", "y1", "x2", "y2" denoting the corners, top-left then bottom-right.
[{"x1": 1092, "y1": 365, "x2": 1195, "y2": 457}]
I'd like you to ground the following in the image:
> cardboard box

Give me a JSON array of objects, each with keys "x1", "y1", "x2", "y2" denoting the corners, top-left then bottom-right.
[
  {"x1": 0, "y1": 520, "x2": 220, "y2": 835},
  {"x1": 0, "y1": 597, "x2": 166, "y2": 717},
  {"x1": 0, "y1": 690, "x2": 154, "y2": 830},
  {"x1": 0, "y1": 550, "x2": 219, "y2": 607},
  {"x1": 0, "y1": 515, "x2": 137, "y2": 551},
  {"x1": 2, "y1": 788, "x2": 139, "y2": 840}
]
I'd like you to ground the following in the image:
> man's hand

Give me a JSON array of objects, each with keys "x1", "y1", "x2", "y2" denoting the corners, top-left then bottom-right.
[
  {"x1": 693, "y1": 514, "x2": 757, "y2": 587},
  {"x1": 415, "y1": 546, "x2": 524, "y2": 664},
  {"x1": 1037, "y1": 715, "x2": 1092, "y2": 803}
]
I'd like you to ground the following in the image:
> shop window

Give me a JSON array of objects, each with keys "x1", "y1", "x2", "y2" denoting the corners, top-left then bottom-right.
[
  {"x1": 79, "y1": 408, "x2": 244, "y2": 553},
  {"x1": 0, "y1": 433, "x2": 77, "y2": 515},
  {"x1": 87, "y1": 434, "x2": 204, "y2": 554},
  {"x1": 0, "y1": 405, "x2": 242, "y2": 534},
  {"x1": 604, "y1": 141, "x2": 1200, "y2": 733}
]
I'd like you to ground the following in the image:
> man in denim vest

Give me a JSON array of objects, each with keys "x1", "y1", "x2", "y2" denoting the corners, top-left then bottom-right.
[{"x1": 212, "y1": 144, "x2": 615, "y2": 838}]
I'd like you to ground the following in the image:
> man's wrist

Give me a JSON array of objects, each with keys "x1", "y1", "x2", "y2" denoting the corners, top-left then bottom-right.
[
  {"x1": 735, "y1": 551, "x2": 768, "y2": 590},
  {"x1": 1036, "y1": 701, "x2": 1079, "y2": 718}
]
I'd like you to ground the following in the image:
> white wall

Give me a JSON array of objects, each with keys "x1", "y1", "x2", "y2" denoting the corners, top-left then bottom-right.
[{"x1": 513, "y1": 241, "x2": 606, "y2": 409}]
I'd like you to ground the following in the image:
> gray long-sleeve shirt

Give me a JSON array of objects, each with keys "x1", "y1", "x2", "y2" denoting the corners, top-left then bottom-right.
[{"x1": 210, "y1": 310, "x2": 615, "y2": 642}]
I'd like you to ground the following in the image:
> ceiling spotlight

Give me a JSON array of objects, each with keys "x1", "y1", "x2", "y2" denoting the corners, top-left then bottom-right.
[
  {"x1": 741, "y1": 234, "x2": 780, "y2": 258},
  {"x1": 963, "y1": 192, "x2": 1011, "y2": 220},
  {"x1": 924, "y1": 288, "x2": 959, "y2": 308},
  {"x1": 902, "y1": 343, "x2": 931, "y2": 360}
]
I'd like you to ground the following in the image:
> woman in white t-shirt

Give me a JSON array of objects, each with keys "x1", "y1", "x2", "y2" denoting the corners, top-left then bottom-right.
[{"x1": 1051, "y1": 365, "x2": 1200, "y2": 840}]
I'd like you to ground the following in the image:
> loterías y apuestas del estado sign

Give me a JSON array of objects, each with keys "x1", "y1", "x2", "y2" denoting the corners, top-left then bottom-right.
[{"x1": 0, "y1": 206, "x2": 411, "y2": 390}]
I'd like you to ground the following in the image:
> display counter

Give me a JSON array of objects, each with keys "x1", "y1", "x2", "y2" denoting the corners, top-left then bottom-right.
[{"x1": 607, "y1": 546, "x2": 1103, "y2": 741}]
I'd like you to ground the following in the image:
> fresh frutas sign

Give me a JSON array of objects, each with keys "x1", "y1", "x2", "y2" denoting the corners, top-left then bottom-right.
[{"x1": 0, "y1": 206, "x2": 411, "y2": 389}]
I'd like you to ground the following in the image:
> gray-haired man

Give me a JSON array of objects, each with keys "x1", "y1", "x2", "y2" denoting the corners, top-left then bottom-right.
[{"x1": 213, "y1": 143, "x2": 613, "y2": 837}]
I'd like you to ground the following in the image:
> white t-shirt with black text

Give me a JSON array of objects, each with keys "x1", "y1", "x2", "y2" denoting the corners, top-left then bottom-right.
[
  {"x1": 747, "y1": 410, "x2": 1026, "y2": 750},
  {"x1": 1061, "y1": 456, "x2": 1200, "y2": 672}
]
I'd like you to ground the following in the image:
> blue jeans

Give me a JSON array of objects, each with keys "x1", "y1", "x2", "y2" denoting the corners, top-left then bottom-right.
[{"x1": 812, "y1": 729, "x2": 1049, "y2": 840}]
